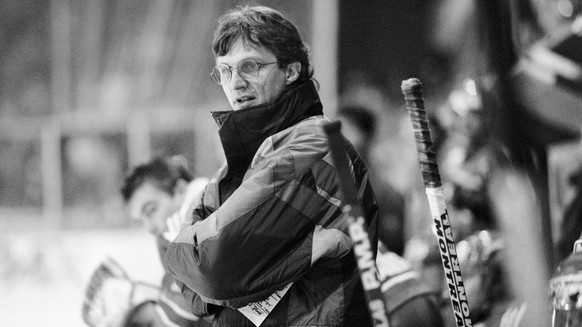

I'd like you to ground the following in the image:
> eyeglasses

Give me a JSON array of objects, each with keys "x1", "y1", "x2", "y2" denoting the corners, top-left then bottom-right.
[{"x1": 210, "y1": 60, "x2": 278, "y2": 85}]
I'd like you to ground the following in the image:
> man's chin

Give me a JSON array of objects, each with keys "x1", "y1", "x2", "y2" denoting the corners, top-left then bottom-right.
[{"x1": 233, "y1": 100, "x2": 257, "y2": 110}]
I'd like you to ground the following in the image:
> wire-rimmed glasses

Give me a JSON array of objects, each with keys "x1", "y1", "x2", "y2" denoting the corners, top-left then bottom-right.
[{"x1": 210, "y1": 60, "x2": 278, "y2": 85}]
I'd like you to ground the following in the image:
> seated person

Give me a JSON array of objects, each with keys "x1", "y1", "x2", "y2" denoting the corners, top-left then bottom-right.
[
  {"x1": 121, "y1": 156, "x2": 210, "y2": 326},
  {"x1": 377, "y1": 242, "x2": 445, "y2": 327}
]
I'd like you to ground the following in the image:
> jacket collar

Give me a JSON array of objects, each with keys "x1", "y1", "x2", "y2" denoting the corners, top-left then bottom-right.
[{"x1": 211, "y1": 80, "x2": 322, "y2": 176}]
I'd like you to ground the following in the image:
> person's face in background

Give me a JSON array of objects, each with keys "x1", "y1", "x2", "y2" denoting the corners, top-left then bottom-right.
[
  {"x1": 126, "y1": 180, "x2": 187, "y2": 236},
  {"x1": 216, "y1": 37, "x2": 300, "y2": 111}
]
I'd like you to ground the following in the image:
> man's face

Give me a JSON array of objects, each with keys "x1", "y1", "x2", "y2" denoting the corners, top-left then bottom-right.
[
  {"x1": 127, "y1": 182, "x2": 182, "y2": 236},
  {"x1": 216, "y1": 38, "x2": 290, "y2": 110}
]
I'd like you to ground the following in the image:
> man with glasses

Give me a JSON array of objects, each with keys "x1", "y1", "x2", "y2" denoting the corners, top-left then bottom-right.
[{"x1": 165, "y1": 5, "x2": 380, "y2": 326}]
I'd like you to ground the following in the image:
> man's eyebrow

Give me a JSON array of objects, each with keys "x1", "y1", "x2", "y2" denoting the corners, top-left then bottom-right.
[{"x1": 217, "y1": 54, "x2": 267, "y2": 64}]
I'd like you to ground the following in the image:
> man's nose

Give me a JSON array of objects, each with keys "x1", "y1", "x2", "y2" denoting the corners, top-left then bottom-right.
[{"x1": 230, "y1": 70, "x2": 248, "y2": 88}]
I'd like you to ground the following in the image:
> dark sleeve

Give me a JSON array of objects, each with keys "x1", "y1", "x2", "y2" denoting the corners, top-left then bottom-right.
[
  {"x1": 173, "y1": 279, "x2": 221, "y2": 318},
  {"x1": 158, "y1": 233, "x2": 213, "y2": 324}
]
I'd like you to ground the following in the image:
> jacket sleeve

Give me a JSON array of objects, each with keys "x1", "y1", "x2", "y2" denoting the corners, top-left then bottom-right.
[
  {"x1": 156, "y1": 234, "x2": 213, "y2": 324},
  {"x1": 169, "y1": 278, "x2": 221, "y2": 319},
  {"x1": 165, "y1": 133, "x2": 354, "y2": 308},
  {"x1": 158, "y1": 273, "x2": 212, "y2": 325}
]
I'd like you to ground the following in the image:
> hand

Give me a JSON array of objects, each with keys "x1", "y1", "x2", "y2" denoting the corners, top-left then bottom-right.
[
  {"x1": 162, "y1": 211, "x2": 183, "y2": 242},
  {"x1": 498, "y1": 303, "x2": 526, "y2": 327},
  {"x1": 178, "y1": 177, "x2": 209, "y2": 226},
  {"x1": 163, "y1": 177, "x2": 209, "y2": 242}
]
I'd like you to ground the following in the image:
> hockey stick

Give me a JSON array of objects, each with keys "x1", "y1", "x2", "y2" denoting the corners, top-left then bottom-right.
[
  {"x1": 401, "y1": 78, "x2": 473, "y2": 326},
  {"x1": 323, "y1": 121, "x2": 390, "y2": 327}
]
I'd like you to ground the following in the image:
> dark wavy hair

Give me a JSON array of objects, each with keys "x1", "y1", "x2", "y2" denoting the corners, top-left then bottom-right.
[
  {"x1": 212, "y1": 5, "x2": 313, "y2": 85},
  {"x1": 121, "y1": 156, "x2": 193, "y2": 201}
]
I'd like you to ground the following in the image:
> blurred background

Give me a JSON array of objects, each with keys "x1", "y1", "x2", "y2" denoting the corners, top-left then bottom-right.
[{"x1": 2, "y1": 0, "x2": 582, "y2": 325}]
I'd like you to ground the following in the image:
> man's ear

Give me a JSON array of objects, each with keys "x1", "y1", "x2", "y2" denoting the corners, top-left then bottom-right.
[{"x1": 285, "y1": 62, "x2": 301, "y2": 85}]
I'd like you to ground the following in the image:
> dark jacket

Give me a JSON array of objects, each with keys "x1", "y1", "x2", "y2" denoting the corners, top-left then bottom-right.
[{"x1": 165, "y1": 80, "x2": 380, "y2": 326}]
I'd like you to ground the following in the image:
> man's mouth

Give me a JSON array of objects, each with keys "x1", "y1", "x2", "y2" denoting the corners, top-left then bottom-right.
[{"x1": 236, "y1": 96, "x2": 255, "y2": 104}]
